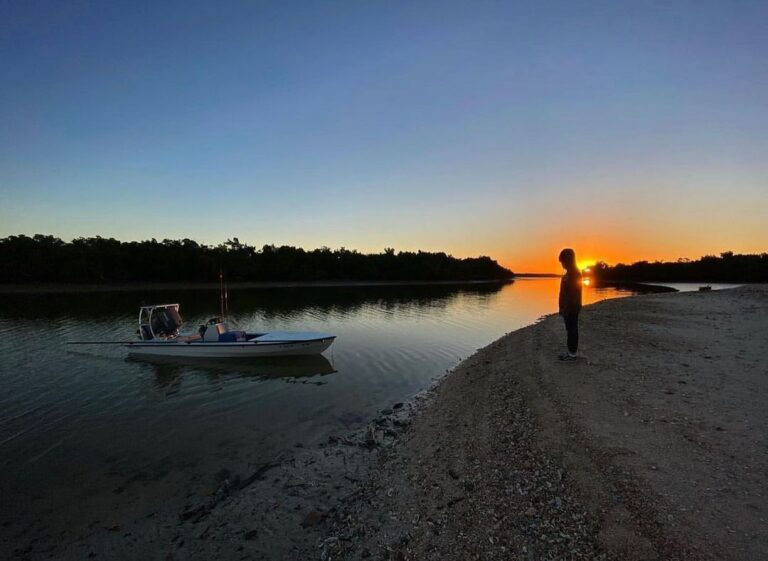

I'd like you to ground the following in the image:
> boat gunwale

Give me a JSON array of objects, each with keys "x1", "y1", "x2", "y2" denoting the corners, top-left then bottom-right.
[{"x1": 125, "y1": 336, "x2": 336, "y2": 347}]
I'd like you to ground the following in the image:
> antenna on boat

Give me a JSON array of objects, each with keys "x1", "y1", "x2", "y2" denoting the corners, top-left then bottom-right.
[
  {"x1": 219, "y1": 268, "x2": 225, "y2": 318},
  {"x1": 224, "y1": 277, "x2": 229, "y2": 316}
]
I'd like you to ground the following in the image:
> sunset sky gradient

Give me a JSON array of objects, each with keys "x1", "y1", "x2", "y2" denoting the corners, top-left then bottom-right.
[{"x1": 1, "y1": 1, "x2": 766, "y2": 272}]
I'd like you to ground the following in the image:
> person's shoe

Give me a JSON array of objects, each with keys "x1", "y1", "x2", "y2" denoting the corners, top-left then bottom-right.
[{"x1": 558, "y1": 353, "x2": 577, "y2": 362}]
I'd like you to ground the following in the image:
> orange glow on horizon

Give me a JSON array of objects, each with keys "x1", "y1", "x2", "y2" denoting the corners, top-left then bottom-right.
[
  {"x1": 460, "y1": 183, "x2": 768, "y2": 275},
  {"x1": 493, "y1": 242, "x2": 767, "y2": 275}
]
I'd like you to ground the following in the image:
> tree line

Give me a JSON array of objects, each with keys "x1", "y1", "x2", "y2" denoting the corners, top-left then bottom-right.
[
  {"x1": 590, "y1": 252, "x2": 768, "y2": 283},
  {"x1": 0, "y1": 235, "x2": 514, "y2": 284}
]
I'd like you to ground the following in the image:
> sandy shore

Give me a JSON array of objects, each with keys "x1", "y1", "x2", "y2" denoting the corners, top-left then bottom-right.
[{"x1": 323, "y1": 285, "x2": 768, "y2": 560}]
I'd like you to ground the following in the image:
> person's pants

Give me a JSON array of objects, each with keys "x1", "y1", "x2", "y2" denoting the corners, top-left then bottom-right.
[{"x1": 563, "y1": 312, "x2": 579, "y2": 354}]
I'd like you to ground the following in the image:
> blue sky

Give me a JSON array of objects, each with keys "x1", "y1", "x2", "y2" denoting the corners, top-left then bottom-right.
[{"x1": 1, "y1": 1, "x2": 766, "y2": 271}]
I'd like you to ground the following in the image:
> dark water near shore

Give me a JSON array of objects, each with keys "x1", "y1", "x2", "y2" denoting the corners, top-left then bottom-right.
[{"x1": 0, "y1": 279, "x2": 722, "y2": 543}]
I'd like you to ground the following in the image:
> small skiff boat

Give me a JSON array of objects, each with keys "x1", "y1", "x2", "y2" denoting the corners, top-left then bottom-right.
[{"x1": 70, "y1": 304, "x2": 336, "y2": 358}]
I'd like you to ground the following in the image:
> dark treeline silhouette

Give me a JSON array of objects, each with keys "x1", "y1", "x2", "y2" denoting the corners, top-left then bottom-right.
[
  {"x1": 0, "y1": 235, "x2": 513, "y2": 284},
  {"x1": 590, "y1": 252, "x2": 768, "y2": 283}
]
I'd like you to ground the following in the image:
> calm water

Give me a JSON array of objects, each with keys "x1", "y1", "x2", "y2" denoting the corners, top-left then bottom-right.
[{"x1": 0, "y1": 279, "x2": 662, "y2": 540}]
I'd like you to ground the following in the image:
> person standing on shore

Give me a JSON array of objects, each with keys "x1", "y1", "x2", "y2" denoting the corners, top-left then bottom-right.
[{"x1": 558, "y1": 248, "x2": 582, "y2": 361}]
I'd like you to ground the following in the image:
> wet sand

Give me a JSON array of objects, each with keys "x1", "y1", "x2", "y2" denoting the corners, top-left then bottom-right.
[{"x1": 324, "y1": 285, "x2": 768, "y2": 560}]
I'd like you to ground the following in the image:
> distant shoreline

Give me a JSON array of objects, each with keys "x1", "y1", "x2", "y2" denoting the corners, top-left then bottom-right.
[
  {"x1": 0, "y1": 278, "x2": 514, "y2": 294},
  {"x1": 0, "y1": 278, "x2": 730, "y2": 295}
]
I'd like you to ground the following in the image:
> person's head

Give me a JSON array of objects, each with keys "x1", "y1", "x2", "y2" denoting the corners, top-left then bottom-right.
[{"x1": 558, "y1": 248, "x2": 577, "y2": 270}]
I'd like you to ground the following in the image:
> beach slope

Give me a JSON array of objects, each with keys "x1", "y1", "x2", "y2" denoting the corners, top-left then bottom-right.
[{"x1": 329, "y1": 286, "x2": 768, "y2": 561}]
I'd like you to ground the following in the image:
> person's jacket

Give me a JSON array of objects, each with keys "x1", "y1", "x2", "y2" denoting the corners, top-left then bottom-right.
[{"x1": 559, "y1": 268, "x2": 583, "y2": 315}]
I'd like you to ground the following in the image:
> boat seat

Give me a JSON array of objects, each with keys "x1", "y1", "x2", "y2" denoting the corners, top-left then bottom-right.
[{"x1": 177, "y1": 334, "x2": 202, "y2": 342}]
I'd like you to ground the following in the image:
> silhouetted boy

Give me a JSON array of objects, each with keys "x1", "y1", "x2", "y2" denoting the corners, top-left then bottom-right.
[{"x1": 558, "y1": 248, "x2": 582, "y2": 361}]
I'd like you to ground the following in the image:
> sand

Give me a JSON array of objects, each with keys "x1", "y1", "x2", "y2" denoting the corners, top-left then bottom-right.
[{"x1": 324, "y1": 285, "x2": 768, "y2": 560}]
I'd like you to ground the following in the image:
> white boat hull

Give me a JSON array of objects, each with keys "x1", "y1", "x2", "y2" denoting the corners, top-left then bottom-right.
[{"x1": 126, "y1": 334, "x2": 335, "y2": 358}]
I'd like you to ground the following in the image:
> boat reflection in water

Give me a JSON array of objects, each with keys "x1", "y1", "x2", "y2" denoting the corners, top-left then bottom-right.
[{"x1": 129, "y1": 353, "x2": 337, "y2": 387}]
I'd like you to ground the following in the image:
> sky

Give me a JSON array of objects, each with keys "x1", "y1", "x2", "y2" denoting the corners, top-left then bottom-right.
[{"x1": 1, "y1": 1, "x2": 766, "y2": 272}]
